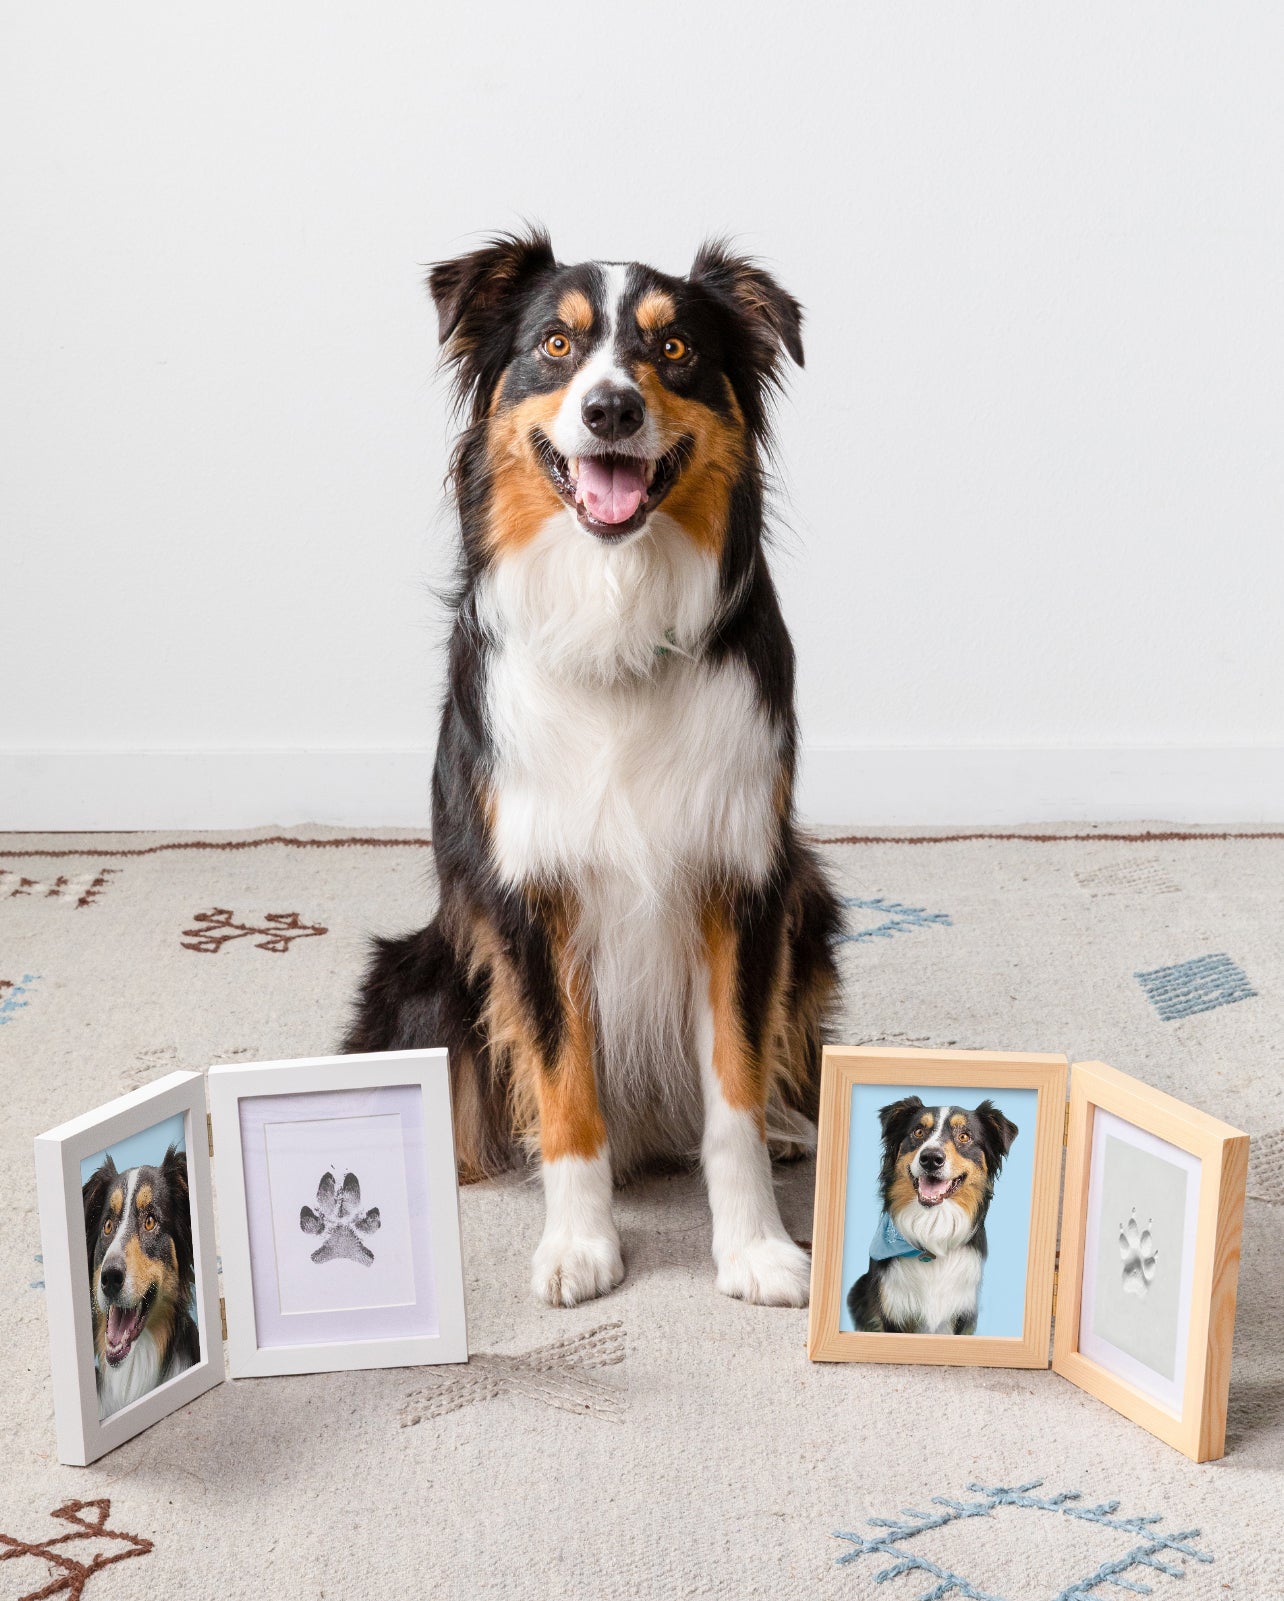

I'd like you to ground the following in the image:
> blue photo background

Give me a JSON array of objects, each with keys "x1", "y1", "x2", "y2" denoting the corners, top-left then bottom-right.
[
  {"x1": 80, "y1": 1111, "x2": 187, "y2": 1188},
  {"x1": 80, "y1": 1111, "x2": 198, "y2": 1342},
  {"x1": 838, "y1": 1083, "x2": 1038, "y2": 1336}
]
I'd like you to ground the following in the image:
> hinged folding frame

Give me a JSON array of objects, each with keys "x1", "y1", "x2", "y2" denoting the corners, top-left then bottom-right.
[{"x1": 807, "y1": 1046, "x2": 1249, "y2": 1461}]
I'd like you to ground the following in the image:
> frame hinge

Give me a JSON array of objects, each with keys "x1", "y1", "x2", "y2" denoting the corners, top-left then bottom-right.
[
  {"x1": 1051, "y1": 1254, "x2": 1060, "y2": 1321},
  {"x1": 1063, "y1": 1101, "x2": 1071, "y2": 1146},
  {"x1": 219, "y1": 1296, "x2": 228, "y2": 1343},
  {"x1": 207, "y1": 1112, "x2": 214, "y2": 1158}
]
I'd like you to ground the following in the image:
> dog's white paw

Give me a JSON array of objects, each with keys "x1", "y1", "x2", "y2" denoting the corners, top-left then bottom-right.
[
  {"x1": 532, "y1": 1233, "x2": 625, "y2": 1308},
  {"x1": 715, "y1": 1234, "x2": 811, "y2": 1307}
]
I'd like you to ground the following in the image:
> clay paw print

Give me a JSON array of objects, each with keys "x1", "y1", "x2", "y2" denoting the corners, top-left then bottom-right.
[
  {"x1": 300, "y1": 1169, "x2": 381, "y2": 1266},
  {"x1": 1119, "y1": 1208, "x2": 1158, "y2": 1297}
]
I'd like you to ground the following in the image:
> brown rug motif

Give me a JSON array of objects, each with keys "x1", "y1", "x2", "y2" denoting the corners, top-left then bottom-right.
[{"x1": 0, "y1": 1499, "x2": 153, "y2": 1601}]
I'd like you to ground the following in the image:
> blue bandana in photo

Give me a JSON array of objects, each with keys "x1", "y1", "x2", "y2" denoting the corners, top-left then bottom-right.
[{"x1": 869, "y1": 1211, "x2": 934, "y2": 1262}]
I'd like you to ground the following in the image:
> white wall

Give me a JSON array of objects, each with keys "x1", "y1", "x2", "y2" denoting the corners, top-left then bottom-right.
[{"x1": 3, "y1": 3, "x2": 1282, "y2": 827}]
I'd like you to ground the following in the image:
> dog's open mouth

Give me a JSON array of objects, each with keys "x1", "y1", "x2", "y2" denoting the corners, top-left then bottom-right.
[
  {"x1": 914, "y1": 1172, "x2": 965, "y2": 1207},
  {"x1": 104, "y1": 1286, "x2": 154, "y2": 1365},
  {"x1": 534, "y1": 432, "x2": 693, "y2": 540}
]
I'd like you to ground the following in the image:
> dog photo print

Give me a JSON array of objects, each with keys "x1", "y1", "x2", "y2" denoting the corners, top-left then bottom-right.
[
  {"x1": 839, "y1": 1083, "x2": 1035, "y2": 1338},
  {"x1": 81, "y1": 1110, "x2": 200, "y2": 1420},
  {"x1": 808, "y1": 1047, "x2": 1066, "y2": 1367},
  {"x1": 36, "y1": 1071, "x2": 222, "y2": 1465}
]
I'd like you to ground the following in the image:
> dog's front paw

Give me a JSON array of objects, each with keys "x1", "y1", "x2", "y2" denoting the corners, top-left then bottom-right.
[
  {"x1": 715, "y1": 1235, "x2": 811, "y2": 1307},
  {"x1": 532, "y1": 1233, "x2": 625, "y2": 1308}
]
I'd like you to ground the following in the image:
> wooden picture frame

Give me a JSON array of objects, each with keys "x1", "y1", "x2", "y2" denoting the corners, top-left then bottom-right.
[
  {"x1": 34, "y1": 1072, "x2": 223, "y2": 1466},
  {"x1": 808, "y1": 1047, "x2": 1068, "y2": 1368},
  {"x1": 208, "y1": 1048, "x2": 467, "y2": 1378},
  {"x1": 1051, "y1": 1061, "x2": 1249, "y2": 1462}
]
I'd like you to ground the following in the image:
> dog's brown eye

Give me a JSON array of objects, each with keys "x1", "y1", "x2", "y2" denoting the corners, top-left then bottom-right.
[
  {"x1": 663, "y1": 337, "x2": 687, "y2": 361},
  {"x1": 912, "y1": 1127, "x2": 926, "y2": 1141},
  {"x1": 543, "y1": 333, "x2": 571, "y2": 358},
  {"x1": 956, "y1": 1130, "x2": 971, "y2": 1146},
  {"x1": 143, "y1": 1215, "x2": 157, "y2": 1232},
  {"x1": 103, "y1": 1219, "x2": 114, "y2": 1236}
]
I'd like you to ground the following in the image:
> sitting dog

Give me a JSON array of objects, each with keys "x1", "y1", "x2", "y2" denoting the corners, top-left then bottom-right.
[
  {"x1": 847, "y1": 1097, "x2": 1018, "y2": 1335},
  {"x1": 82, "y1": 1147, "x2": 199, "y2": 1418},
  {"x1": 345, "y1": 230, "x2": 841, "y2": 1308}
]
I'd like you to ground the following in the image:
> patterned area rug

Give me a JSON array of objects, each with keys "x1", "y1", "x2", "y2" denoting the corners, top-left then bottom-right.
[{"x1": 2, "y1": 825, "x2": 1281, "y2": 1599}]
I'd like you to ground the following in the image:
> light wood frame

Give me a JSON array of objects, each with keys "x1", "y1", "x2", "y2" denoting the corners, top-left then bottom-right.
[
  {"x1": 1051, "y1": 1061, "x2": 1248, "y2": 1462},
  {"x1": 808, "y1": 1047, "x2": 1067, "y2": 1366},
  {"x1": 208, "y1": 1049, "x2": 467, "y2": 1378},
  {"x1": 35, "y1": 1072, "x2": 224, "y2": 1466}
]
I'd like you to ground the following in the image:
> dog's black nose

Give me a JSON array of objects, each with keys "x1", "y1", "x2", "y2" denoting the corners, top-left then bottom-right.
[
  {"x1": 582, "y1": 383, "x2": 645, "y2": 441},
  {"x1": 918, "y1": 1147, "x2": 945, "y2": 1172},
  {"x1": 100, "y1": 1263, "x2": 124, "y2": 1299}
]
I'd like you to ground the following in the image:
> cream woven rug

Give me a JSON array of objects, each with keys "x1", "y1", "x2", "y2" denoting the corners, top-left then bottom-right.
[{"x1": 2, "y1": 825, "x2": 1281, "y2": 1599}]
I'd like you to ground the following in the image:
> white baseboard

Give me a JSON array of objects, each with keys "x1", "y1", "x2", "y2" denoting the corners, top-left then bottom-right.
[
  {"x1": 1, "y1": 746, "x2": 1281, "y2": 830},
  {"x1": 798, "y1": 746, "x2": 1284, "y2": 827},
  {"x1": 0, "y1": 750, "x2": 437, "y2": 832}
]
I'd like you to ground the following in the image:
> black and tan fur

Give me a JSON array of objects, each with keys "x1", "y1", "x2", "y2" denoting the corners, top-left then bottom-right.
[{"x1": 345, "y1": 230, "x2": 841, "y2": 1307}]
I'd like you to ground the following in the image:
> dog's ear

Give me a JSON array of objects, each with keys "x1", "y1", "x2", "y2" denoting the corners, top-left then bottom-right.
[
  {"x1": 81, "y1": 1155, "x2": 117, "y2": 1270},
  {"x1": 427, "y1": 228, "x2": 556, "y2": 417},
  {"x1": 162, "y1": 1145, "x2": 195, "y2": 1287},
  {"x1": 974, "y1": 1101, "x2": 1019, "y2": 1173},
  {"x1": 878, "y1": 1095, "x2": 924, "y2": 1143},
  {"x1": 876, "y1": 1096, "x2": 924, "y2": 1188},
  {"x1": 690, "y1": 240, "x2": 804, "y2": 368},
  {"x1": 690, "y1": 240, "x2": 804, "y2": 441},
  {"x1": 877, "y1": 1095, "x2": 924, "y2": 1159},
  {"x1": 689, "y1": 240, "x2": 804, "y2": 441}
]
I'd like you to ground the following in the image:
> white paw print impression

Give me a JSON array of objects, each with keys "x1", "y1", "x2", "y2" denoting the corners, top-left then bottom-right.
[
  {"x1": 300, "y1": 1168, "x2": 381, "y2": 1267},
  {"x1": 1118, "y1": 1208, "x2": 1158, "y2": 1297}
]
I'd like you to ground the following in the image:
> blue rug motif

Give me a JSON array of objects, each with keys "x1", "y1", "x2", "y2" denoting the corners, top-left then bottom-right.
[
  {"x1": 833, "y1": 1478, "x2": 1211, "y2": 1601},
  {"x1": 0, "y1": 974, "x2": 39, "y2": 1026},
  {"x1": 1134, "y1": 953, "x2": 1256, "y2": 1021},
  {"x1": 840, "y1": 896, "x2": 953, "y2": 945}
]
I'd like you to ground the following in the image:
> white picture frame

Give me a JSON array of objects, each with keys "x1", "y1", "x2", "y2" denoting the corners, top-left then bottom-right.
[
  {"x1": 35, "y1": 1071, "x2": 224, "y2": 1467},
  {"x1": 208, "y1": 1049, "x2": 467, "y2": 1377}
]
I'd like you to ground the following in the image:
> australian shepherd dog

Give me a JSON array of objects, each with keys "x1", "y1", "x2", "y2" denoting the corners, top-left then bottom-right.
[
  {"x1": 847, "y1": 1097, "x2": 1018, "y2": 1335},
  {"x1": 82, "y1": 1147, "x2": 199, "y2": 1418},
  {"x1": 344, "y1": 230, "x2": 841, "y2": 1308}
]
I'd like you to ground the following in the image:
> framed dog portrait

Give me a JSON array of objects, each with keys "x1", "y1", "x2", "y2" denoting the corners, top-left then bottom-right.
[
  {"x1": 808, "y1": 1047, "x2": 1067, "y2": 1367},
  {"x1": 35, "y1": 1072, "x2": 223, "y2": 1466},
  {"x1": 1051, "y1": 1061, "x2": 1248, "y2": 1462},
  {"x1": 208, "y1": 1049, "x2": 467, "y2": 1377}
]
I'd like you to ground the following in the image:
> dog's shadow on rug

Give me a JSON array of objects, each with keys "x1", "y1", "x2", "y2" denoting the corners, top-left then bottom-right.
[{"x1": 612, "y1": 1159, "x2": 817, "y2": 1280}]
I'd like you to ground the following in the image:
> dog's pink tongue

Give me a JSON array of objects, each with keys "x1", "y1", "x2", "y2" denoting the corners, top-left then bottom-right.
[
  {"x1": 106, "y1": 1303, "x2": 142, "y2": 1356},
  {"x1": 918, "y1": 1174, "x2": 951, "y2": 1203},
  {"x1": 577, "y1": 456, "x2": 647, "y2": 525}
]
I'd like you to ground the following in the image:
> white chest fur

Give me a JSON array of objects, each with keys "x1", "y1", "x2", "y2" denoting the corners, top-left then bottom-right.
[
  {"x1": 97, "y1": 1329, "x2": 165, "y2": 1419},
  {"x1": 478, "y1": 513, "x2": 780, "y2": 897},
  {"x1": 475, "y1": 514, "x2": 782, "y2": 1163},
  {"x1": 880, "y1": 1249, "x2": 984, "y2": 1335}
]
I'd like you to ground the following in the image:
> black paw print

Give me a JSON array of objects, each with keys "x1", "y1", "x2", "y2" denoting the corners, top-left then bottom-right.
[{"x1": 299, "y1": 1169, "x2": 381, "y2": 1266}]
